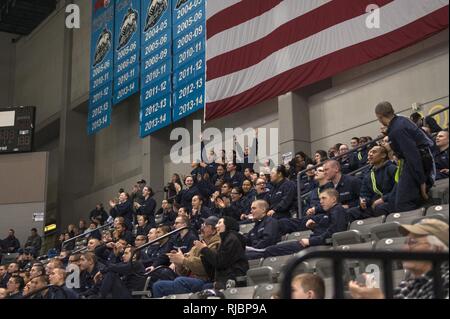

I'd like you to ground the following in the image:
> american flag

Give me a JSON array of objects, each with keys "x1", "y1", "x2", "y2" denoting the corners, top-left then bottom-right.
[{"x1": 205, "y1": 0, "x2": 449, "y2": 121}]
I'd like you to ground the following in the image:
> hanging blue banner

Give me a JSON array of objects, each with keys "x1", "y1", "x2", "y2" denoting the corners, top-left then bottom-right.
[
  {"x1": 88, "y1": 0, "x2": 115, "y2": 135},
  {"x1": 113, "y1": 0, "x2": 141, "y2": 105},
  {"x1": 140, "y1": 0, "x2": 173, "y2": 138},
  {"x1": 172, "y1": 0, "x2": 206, "y2": 122}
]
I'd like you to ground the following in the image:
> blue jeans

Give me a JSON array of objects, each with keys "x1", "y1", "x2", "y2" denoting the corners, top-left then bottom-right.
[{"x1": 152, "y1": 277, "x2": 208, "y2": 298}]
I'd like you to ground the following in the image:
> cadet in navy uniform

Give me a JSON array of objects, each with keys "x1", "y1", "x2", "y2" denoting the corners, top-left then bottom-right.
[
  {"x1": 134, "y1": 186, "x2": 157, "y2": 227},
  {"x1": 434, "y1": 130, "x2": 449, "y2": 180},
  {"x1": 267, "y1": 165, "x2": 297, "y2": 220},
  {"x1": 224, "y1": 162, "x2": 244, "y2": 188},
  {"x1": 347, "y1": 145, "x2": 397, "y2": 221},
  {"x1": 109, "y1": 192, "x2": 134, "y2": 230},
  {"x1": 322, "y1": 160, "x2": 361, "y2": 210},
  {"x1": 245, "y1": 200, "x2": 280, "y2": 260},
  {"x1": 170, "y1": 215, "x2": 198, "y2": 254},
  {"x1": 175, "y1": 176, "x2": 200, "y2": 211},
  {"x1": 255, "y1": 189, "x2": 347, "y2": 259},
  {"x1": 375, "y1": 102, "x2": 435, "y2": 212}
]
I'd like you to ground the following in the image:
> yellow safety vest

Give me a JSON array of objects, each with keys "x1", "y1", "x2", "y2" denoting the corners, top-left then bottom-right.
[
  {"x1": 394, "y1": 159, "x2": 403, "y2": 183},
  {"x1": 370, "y1": 170, "x2": 383, "y2": 197}
]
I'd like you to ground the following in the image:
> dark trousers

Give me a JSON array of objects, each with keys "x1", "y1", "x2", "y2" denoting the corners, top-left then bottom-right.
[
  {"x1": 100, "y1": 272, "x2": 132, "y2": 299},
  {"x1": 396, "y1": 161, "x2": 422, "y2": 212}
]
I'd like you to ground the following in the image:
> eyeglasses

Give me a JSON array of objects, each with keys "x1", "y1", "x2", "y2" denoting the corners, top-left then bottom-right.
[{"x1": 256, "y1": 182, "x2": 265, "y2": 186}]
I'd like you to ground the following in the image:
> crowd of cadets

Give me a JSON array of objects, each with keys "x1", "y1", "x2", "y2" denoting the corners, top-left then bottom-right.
[{"x1": 0, "y1": 102, "x2": 448, "y2": 299}]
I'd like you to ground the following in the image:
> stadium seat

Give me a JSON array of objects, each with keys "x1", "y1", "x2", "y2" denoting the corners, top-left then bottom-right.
[
  {"x1": 426, "y1": 204, "x2": 449, "y2": 221},
  {"x1": 349, "y1": 216, "x2": 385, "y2": 240},
  {"x1": 429, "y1": 179, "x2": 449, "y2": 204},
  {"x1": 223, "y1": 286, "x2": 257, "y2": 299},
  {"x1": 283, "y1": 230, "x2": 313, "y2": 242},
  {"x1": 246, "y1": 266, "x2": 274, "y2": 286},
  {"x1": 385, "y1": 208, "x2": 425, "y2": 224},
  {"x1": 248, "y1": 258, "x2": 263, "y2": 269},
  {"x1": 239, "y1": 223, "x2": 255, "y2": 235},
  {"x1": 253, "y1": 283, "x2": 280, "y2": 299},
  {"x1": 332, "y1": 230, "x2": 363, "y2": 247},
  {"x1": 0, "y1": 253, "x2": 19, "y2": 265},
  {"x1": 374, "y1": 237, "x2": 407, "y2": 251},
  {"x1": 261, "y1": 255, "x2": 294, "y2": 280},
  {"x1": 413, "y1": 214, "x2": 448, "y2": 225},
  {"x1": 165, "y1": 293, "x2": 193, "y2": 299},
  {"x1": 370, "y1": 222, "x2": 403, "y2": 241},
  {"x1": 335, "y1": 241, "x2": 374, "y2": 251}
]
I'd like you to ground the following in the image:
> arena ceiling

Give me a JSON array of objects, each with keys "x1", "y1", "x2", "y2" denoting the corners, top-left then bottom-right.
[{"x1": 0, "y1": 0, "x2": 57, "y2": 35}]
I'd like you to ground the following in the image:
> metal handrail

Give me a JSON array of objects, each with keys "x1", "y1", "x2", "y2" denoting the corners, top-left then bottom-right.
[
  {"x1": 281, "y1": 247, "x2": 449, "y2": 299},
  {"x1": 62, "y1": 221, "x2": 113, "y2": 247},
  {"x1": 426, "y1": 105, "x2": 449, "y2": 118}
]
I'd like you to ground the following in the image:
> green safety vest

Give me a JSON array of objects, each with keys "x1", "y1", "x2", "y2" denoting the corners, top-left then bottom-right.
[
  {"x1": 370, "y1": 170, "x2": 383, "y2": 197},
  {"x1": 394, "y1": 159, "x2": 403, "y2": 183}
]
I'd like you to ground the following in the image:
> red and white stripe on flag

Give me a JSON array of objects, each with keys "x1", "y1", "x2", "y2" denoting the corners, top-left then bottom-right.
[{"x1": 205, "y1": 0, "x2": 449, "y2": 121}]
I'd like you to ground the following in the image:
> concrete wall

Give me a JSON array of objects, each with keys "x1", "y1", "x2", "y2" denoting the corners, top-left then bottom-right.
[
  {"x1": 0, "y1": 152, "x2": 48, "y2": 245},
  {"x1": 0, "y1": 32, "x2": 15, "y2": 107},
  {"x1": 13, "y1": 9, "x2": 65, "y2": 127}
]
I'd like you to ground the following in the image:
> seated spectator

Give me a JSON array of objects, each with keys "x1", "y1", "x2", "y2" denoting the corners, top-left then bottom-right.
[
  {"x1": 175, "y1": 176, "x2": 200, "y2": 211},
  {"x1": 338, "y1": 144, "x2": 356, "y2": 174},
  {"x1": 0, "y1": 265, "x2": 8, "y2": 288},
  {"x1": 136, "y1": 214, "x2": 152, "y2": 237},
  {"x1": 134, "y1": 186, "x2": 157, "y2": 227},
  {"x1": 68, "y1": 254, "x2": 81, "y2": 268},
  {"x1": 226, "y1": 187, "x2": 251, "y2": 221},
  {"x1": 109, "y1": 192, "x2": 134, "y2": 230},
  {"x1": 242, "y1": 179, "x2": 256, "y2": 202},
  {"x1": 164, "y1": 174, "x2": 182, "y2": 203},
  {"x1": 134, "y1": 235, "x2": 147, "y2": 248},
  {"x1": 434, "y1": 130, "x2": 449, "y2": 180},
  {"x1": 314, "y1": 150, "x2": 328, "y2": 165},
  {"x1": 29, "y1": 263, "x2": 45, "y2": 279},
  {"x1": 170, "y1": 216, "x2": 198, "y2": 254},
  {"x1": 86, "y1": 221, "x2": 102, "y2": 240},
  {"x1": 304, "y1": 166, "x2": 334, "y2": 215},
  {"x1": 89, "y1": 203, "x2": 109, "y2": 225},
  {"x1": 195, "y1": 216, "x2": 249, "y2": 290},
  {"x1": 24, "y1": 228, "x2": 42, "y2": 257},
  {"x1": 63, "y1": 232, "x2": 75, "y2": 251},
  {"x1": 211, "y1": 164, "x2": 226, "y2": 191},
  {"x1": 244, "y1": 167, "x2": 255, "y2": 182},
  {"x1": 323, "y1": 160, "x2": 361, "y2": 209},
  {"x1": 45, "y1": 259, "x2": 64, "y2": 277},
  {"x1": 26, "y1": 275, "x2": 48, "y2": 299},
  {"x1": 112, "y1": 222, "x2": 133, "y2": 244},
  {"x1": 17, "y1": 248, "x2": 35, "y2": 270},
  {"x1": 291, "y1": 273, "x2": 325, "y2": 299},
  {"x1": 86, "y1": 237, "x2": 102, "y2": 252},
  {"x1": 0, "y1": 287, "x2": 8, "y2": 299},
  {"x1": 78, "y1": 219, "x2": 88, "y2": 234},
  {"x1": 350, "y1": 137, "x2": 369, "y2": 170},
  {"x1": 6, "y1": 275, "x2": 24, "y2": 299},
  {"x1": 300, "y1": 164, "x2": 317, "y2": 194},
  {"x1": 258, "y1": 189, "x2": 348, "y2": 258},
  {"x1": 144, "y1": 226, "x2": 173, "y2": 270},
  {"x1": 245, "y1": 200, "x2": 280, "y2": 259},
  {"x1": 2, "y1": 229, "x2": 20, "y2": 253},
  {"x1": 152, "y1": 216, "x2": 221, "y2": 297},
  {"x1": 349, "y1": 219, "x2": 449, "y2": 299},
  {"x1": 219, "y1": 182, "x2": 232, "y2": 197},
  {"x1": 95, "y1": 246, "x2": 146, "y2": 299},
  {"x1": 155, "y1": 200, "x2": 176, "y2": 226},
  {"x1": 190, "y1": 195, "x2": 212, "y2": 231},
  {"x1": 267, "y1": 165, "x2": 297, "y2": 219},
  {"x1": 78, "y1": 252, "x2": 104, "y2": 298},
  {"x1": 410, "y1": 112, "x2": 443, "y2": 134},
  {"x1": 46, "y1": 268, "x2": 78, "y2": 299},
  {"x1": 224, "y1": 162, "x2": 244, "y2": 188},
  {"x1": 347, "y1": 145, "x2": 397, "y2": 221},
  {"x1": 254, "y1": 178, "x2": 269, "y2": 202}
]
